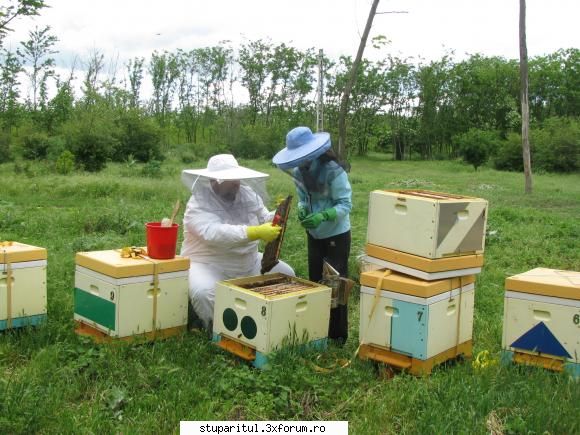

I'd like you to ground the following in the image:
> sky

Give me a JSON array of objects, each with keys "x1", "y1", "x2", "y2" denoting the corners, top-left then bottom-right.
[
  {"x1": 5, "y1": 0, "x2": 579, "y2": 64},
  {"x1": 3, "y1": 0, "x2": 579, "y2": 99}
]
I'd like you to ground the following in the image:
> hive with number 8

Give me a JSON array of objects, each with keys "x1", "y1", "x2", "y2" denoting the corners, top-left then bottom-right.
[{"x1": 212, "y1": 273, "x2": 331, "y2": 369}]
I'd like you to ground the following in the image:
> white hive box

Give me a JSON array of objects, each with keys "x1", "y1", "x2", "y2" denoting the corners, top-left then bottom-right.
[
  {"x1": 0, "y1": 242, "x2": 47, "y2": 330},
  {"x1": 74, "y1": 249, "x2": 189, "y2": 340},
  {"x1": 367, "y1": 190, "x2": 488, "y2": 259},
  {"x1": 358, "y1": 269, "x2": 475, "y2": 374},
  {"x1": 364, "y1": 243, "x2": 484, "y2": 281},
  {"x1": 501, "y1": 268, "x2": 580, "y2": 378},
  {"x1": 213, "y1": 273, "x2": 331, "y2": 368}
]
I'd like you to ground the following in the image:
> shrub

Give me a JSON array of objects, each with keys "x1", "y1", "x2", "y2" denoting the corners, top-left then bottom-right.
[
  {"x1": 493, "y1": 133, "x2": 525, "y2": 171},
  {"x1": 453, "y1": 128, "x2": 499, "y2": 170},
  {"x1": 532, "y1": 117, "x2": 579, "y2": 172},
  {"x1": 21, "y1": 132, "x2": 50, "y2": 160},
  {"x1": 141, "y1": 160, "x2": 162, "y2": 178},
  {"x1": 112, "y1": 112, "x2": 162, "y2": 163},
  {"x1": 0, "y1": 132, "x2": 11, "y2": 163},
  {"x1": 69, "y1": 129, "x2": 115, "y2": 172},
  {"x1": 55, "y1": 150, "x2": 75, "y2": 175}
]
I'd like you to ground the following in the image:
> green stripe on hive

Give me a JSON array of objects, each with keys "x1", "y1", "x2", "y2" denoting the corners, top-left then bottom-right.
[{"x1": 74, "y1": 288, "x2": 116, "y2": 331}]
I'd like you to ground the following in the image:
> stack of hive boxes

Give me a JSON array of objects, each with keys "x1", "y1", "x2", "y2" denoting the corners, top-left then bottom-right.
[
  {"x1": 212, "y1": 273, "x2": 331, "y2": 369},
  {"x1": 501, "y1": 268, "x2": 579, "y2": 378},
  {"x1": 74, "y1": 249, "x2": 190, "y2": 342},
  {"x1": 0, "y1": 241, "x2": 47, "y2": 330},
  {"x1": 358, "y1": 190, "x2": 488, "y2": 375}
]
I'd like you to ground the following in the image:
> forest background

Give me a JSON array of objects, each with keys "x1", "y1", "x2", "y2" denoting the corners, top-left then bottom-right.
[{"x1": 0, "y1": 1, "x2": 578, "y2": 173}]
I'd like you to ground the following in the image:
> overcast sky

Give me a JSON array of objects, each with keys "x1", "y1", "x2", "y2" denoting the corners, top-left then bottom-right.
[{"x1": 4, "y1": 0, "x2": 579, "y2": 68}]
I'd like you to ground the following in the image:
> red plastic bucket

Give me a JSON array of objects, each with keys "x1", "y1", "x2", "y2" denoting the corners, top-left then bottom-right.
[{"x1": 146, "y1": 222, "x2": 179, "y2": 259}]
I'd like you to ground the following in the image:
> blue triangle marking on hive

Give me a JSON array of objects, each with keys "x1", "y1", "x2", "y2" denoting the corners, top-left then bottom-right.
[{"x1": 511, "y1": 322, "x2": 571, "y2": 358}]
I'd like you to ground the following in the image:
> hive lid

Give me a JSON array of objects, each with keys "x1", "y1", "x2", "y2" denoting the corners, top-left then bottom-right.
[
  {"x1": 75, "y1": 249, "x2": 190, "y2": 278},
  {"x1": 365, "y1": 244, "x2": 484, "y2": 272},
  {"x1": 360, "y1": 269, "x2": 476, "y2": 298},
  {"x1": 0, "y1": 242, "x2": 47, "y2": 263},
  {"x1": 505, "y1": 268, "x2": 580, "y2": 301},
  {"x1": 373, "y1": 189, "x2": 486, "y2": 203}
]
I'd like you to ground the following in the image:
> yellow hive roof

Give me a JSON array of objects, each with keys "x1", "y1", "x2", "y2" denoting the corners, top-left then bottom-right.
[
  {"x1": 505, "y1": 268, "x2": 580, "y2": 300},
  {"x1": 0, "y1": 241, "x2": 47, "y2": 263},
  {"x1": 360, "y1": 269, "x2": 476, "y2": 298},
  {"x1": 76, "y1": 249, "x2": 190, "y2": 278}
]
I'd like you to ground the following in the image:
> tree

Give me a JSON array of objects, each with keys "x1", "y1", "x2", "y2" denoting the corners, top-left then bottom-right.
[
  {"x1": 238, "y1": 39, "x2": 271, "y2": 126},
  {"x1": 519, "y1": 0, "x2": 533, "y2": 193},
  {"x1": 337, "y1": 0, "x2": 380, "y2": 162},
  {"x1": 0, "y1": 0, "x2": 47, "y2": 45},
  {"x1": 17, "y1": 25, "x2": 58, "y2": 110},
  {"x1": 0, "y1": 48, "x2": 22, "y2": 131}
]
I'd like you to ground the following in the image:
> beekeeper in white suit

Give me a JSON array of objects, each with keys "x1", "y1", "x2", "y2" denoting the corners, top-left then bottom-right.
[{"x1": 180, "y1": 154, "x2": 295, "y2": 330}]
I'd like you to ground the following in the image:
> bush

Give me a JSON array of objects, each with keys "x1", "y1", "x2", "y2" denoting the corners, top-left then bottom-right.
[
  {"x1": 532, "y1": 117, "x2": 579, "y2": 172},
  {"x1": 453, "y1": 128, "x2": 499, "y2": 170},
  {"x1": 55, "y1": 150, "x2": 75, "y2": 175},
  {"x1": 69, "y1": 129, "x2": 115, "y2": 172},
  {"x1": 493, "y1": 133, "x2": 525, "y2": 171},
  {"x1": 0, "y1": 132, "x2": 11, "y2": 163},
  {"x1": 112, "y1": 112, "x2": 162, "y2": 163},
  {"x1": 141, "y1": 160, "x2": 162, "y2": 178},
  {"x1": 21, "y1": 132, "x2": 50, "y2": 160}
]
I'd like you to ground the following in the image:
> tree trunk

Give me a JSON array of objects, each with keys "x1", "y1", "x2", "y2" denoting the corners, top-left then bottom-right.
[
  {"x1": 337, "y1": 0, "x2": 380, "y2": 162},
  {"x1": 520, "y1": 0, "x2": 533, "y2": 193}
]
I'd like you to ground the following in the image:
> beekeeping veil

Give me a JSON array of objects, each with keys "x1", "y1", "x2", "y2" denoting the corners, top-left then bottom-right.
[{"x1": 181, "y1": 154, "x2": 270, "y2": 217}]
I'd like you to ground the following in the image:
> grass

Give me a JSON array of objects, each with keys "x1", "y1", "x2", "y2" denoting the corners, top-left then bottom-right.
[{"x1": 0, "y1": 153, "x2": 579, "y2": 434}]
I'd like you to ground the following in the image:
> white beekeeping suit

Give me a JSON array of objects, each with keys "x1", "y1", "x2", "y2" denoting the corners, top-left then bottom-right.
[{"x1": 180, "y1": 154, "x2": 295, "y2": 329}]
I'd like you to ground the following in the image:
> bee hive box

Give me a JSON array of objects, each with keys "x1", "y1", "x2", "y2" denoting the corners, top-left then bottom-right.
[
  {"x1": 74, "y1": 249, "x2": 189, "y2": 341},
  {"x1": 358, "y1": 269, "x2": 475, "y2": 375},
  {"x1": 364, "y1": 244, "x2": 483, "y2": 281},
  {"x1": 0, "y1": 242, "x2": 47, "y2": 330},
  {"x1": 501, "y1": 268, "x2": 579, "y2": 378},
  {"x1": 367, "y1": 190, "x2": 488, "y2": 259},
  {"x1": 212, "y1": 273, "x2": 331, "y2": 368}
]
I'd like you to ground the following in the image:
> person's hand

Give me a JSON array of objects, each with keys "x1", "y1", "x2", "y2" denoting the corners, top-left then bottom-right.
[
  {"x1": 247, "y1": 223, "x2": 282, "y2": 242},
  {"x1": 297, "y1": 204, "x2": 308, "y2": 221},
  {"x1": 301, "y1": 208, "x2": 337, "y2": 229}
]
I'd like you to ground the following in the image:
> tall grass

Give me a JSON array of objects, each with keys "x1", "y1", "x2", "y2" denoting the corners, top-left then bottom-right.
[{"x1": 0, "y1": 154, "x2": 579, "y2": 434}]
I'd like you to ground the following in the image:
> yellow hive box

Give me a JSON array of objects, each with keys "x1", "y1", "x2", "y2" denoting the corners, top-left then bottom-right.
[
  {"x1": 212, "y1": 273, "x2": 331, "y2": 368},
  {"x1": 359, "y1": 270, "x2": 475, "y2": 364},
  {"x1": 364, "y1": 244, "x2": 484, "y2": 280},
  {"x1": 0, "y1": 242, "x2": 47, "y2": 330},
  {"x1": 74, "y1": 249, "x2": 189, "y2": 340},
  {"x1": 367, "y1": 190, "x2": 488, "y2": 259},
  {"x1": 501, "y1": 268, "x2": 580, "y2": 378}
]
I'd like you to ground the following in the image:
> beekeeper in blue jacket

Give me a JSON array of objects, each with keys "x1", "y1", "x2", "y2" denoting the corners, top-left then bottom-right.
[
  {"x1": 273, "y1": 126, "x2": 352, "y2": 345},
  {"x1": 181, "y1": 154, "x2": 295, "y2": 331}
]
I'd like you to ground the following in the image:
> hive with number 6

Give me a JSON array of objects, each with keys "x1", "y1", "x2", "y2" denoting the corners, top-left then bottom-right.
[
  {"x1": 501, "y1": 268, "x2": 580, "y2": 378},
  {"x1": 212, "y1": 273, "x2": 331, "y2": 368}
]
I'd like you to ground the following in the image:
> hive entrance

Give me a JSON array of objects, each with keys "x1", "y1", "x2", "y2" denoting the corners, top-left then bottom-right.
[{"x1": 240, "y1": 276, "x2": 315, "y2": 296}]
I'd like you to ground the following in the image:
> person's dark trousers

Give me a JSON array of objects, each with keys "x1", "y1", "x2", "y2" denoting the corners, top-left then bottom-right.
[{"x1": 307, "y1": 230, "x2": 351, "y2": 345}]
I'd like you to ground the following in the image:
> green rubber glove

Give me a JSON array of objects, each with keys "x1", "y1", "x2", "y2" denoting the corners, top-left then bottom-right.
[
  {"x1": 247, "y1": 222, "x2": 282, "y2": 242},
  {"x1": 297, "y1": 204, "x2": 308, "y2": 221},
  {"x1": 301, "y1": 208, "x2": 337, "y2": 229}
]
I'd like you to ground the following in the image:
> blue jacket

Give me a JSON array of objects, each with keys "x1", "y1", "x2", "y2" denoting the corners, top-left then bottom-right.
[{"x1": 293, "y1": 159, "x2": 352, "y2": 239}]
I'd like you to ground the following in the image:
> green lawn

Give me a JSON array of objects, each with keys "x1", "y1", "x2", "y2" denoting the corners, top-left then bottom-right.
[{"x1": 1, "y1": 154, "x2": 579, "y2": 434}]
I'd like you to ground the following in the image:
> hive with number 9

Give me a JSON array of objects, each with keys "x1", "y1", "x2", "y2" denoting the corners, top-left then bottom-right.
[
  {"x1": 212, "y1": 273, "x2": 331, "y2": 368},
  {"x1": 73, "y1": 249, "x2": 189, "y2": 341}
]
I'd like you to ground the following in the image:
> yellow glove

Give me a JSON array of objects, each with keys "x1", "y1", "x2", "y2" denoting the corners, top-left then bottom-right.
[{"x1": 247, "y1": 223, "x2": 282, "y2": 242}]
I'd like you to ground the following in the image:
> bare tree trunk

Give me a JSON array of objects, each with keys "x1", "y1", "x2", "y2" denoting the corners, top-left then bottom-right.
[
  {"x1": 337, "y1": 0, "x2": 380, "y2": 162},
  {"x1": 520, "y1": 0, "x2": 533, "y2": 193}
]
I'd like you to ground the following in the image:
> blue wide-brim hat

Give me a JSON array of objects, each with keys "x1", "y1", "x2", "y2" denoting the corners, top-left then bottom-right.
[{"x1": 273, "y1": 126, "x2": 331, "y2": 170}]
